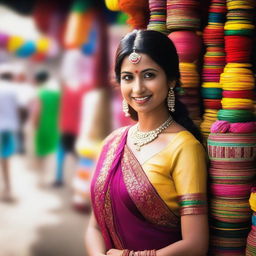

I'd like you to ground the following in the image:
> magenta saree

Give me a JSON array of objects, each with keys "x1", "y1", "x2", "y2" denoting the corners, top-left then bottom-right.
[{"x1": 91, "y1": 127, "x2": 181, "y2": 251}]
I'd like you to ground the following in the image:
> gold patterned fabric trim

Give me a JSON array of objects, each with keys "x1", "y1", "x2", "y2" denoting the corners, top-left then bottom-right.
[
  {"x1": 178, "y1": 193, "x2": 208, "y2": 216},
  {"x1": 122, "y1": 146, "x2": 179, "y2": 228},
  {"x1": 104, "y1": 188, "x2": 123, "y2": 249},
  {"x1": 93, "y1": 127, "x2": 128, "y2": 249}
]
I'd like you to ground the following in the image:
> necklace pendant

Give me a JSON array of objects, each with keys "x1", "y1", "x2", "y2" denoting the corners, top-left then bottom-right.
[{"x1": 130, "y1": 116, "x2": 173, "y2": 152}]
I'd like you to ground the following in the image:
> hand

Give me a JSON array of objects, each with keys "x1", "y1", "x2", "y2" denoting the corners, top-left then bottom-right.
[{"x1": 106, "y1": 249, "x2": 124, "y2": 256}]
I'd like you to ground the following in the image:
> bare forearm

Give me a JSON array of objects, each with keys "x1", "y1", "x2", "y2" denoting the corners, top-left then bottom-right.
[
  {"x1": 85, "y1": 226, "x2": 106, "y2": 256},
  {"x1": 156, "y1": 239, "x2": 207, "y2": 256},
  {"x1": 157, "y1": 215, "x2": 208, "y2": 256}
]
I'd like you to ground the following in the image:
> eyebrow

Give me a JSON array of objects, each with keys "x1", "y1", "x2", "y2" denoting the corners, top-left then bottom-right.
[{"x1": 121, "y1": 68, "x2": 158, "y2": 74}]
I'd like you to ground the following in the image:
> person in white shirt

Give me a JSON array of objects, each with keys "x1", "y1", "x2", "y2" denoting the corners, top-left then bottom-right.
[{"x1": 0, "y1": 70, "x2": 20, "y2": 201}]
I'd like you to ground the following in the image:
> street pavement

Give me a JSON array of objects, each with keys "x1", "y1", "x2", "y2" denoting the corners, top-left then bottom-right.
[{"x1": 0, "y1": 155, "x2": 89, "y2": 256}]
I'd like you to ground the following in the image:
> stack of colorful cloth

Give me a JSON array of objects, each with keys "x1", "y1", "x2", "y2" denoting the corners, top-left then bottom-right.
[
  {"x1": 220, "y1": 0, "x2": 255, "y2": 122},
  {"x1": 207, "y1": 1, "x2": 256, "y2": 254},
  {"x1": 174, "y1": 51, "x2": 202, "y2": 126},
  {"x1": 208, "y1": 133, "x2": 256, "y2": 255},
  {"x1": 147, "y1": 0, "x2": 169, "y2": 34},
  {"x1": 246, "y1": 187, "x2": 256, "y2": 255},
  {"x1": 166, "y1": 0, "x2": 200, "y2": 31},
  {"x1": 166, "y1": 0, "x2": 203, "y2": 128},
  {"x1": 200, "y1": 0, "x2": 226, "y2": 142}
]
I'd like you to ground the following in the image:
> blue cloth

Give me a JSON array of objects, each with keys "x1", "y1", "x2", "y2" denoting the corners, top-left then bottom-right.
[
  {"x1": 55, "y1": 143, "x2": 66, "y2": 182},
  {"x1": 0, "y1": 131, "x2": 17, "y2": 158},
  {"x1": 252, "y1": 214, "x2": 256, "y2": 226}
]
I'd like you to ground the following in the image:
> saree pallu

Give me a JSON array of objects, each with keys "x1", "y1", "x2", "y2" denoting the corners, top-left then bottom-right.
[{"x1": 91, "y1": 127, "x2": 181, "y2": 251}]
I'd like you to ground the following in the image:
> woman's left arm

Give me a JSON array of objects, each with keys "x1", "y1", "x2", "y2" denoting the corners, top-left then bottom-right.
[
  {"x1": 106, "y1": 214, "x2": 209, "y2": 256},
  {"x1": 157, "y1": 214, "x2": 209, "y2": 256}
]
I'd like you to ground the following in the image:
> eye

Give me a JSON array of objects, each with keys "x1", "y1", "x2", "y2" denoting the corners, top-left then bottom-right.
[
  {"x1": 144, "y1": 72, "x2": 155, "y2": 79},
  {"x1": 121, "y1": 74, "x2": 133, "y2": 81}
]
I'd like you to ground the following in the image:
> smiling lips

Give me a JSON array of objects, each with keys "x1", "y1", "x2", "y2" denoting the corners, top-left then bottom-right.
[{"x1": 132, "y1": 95, "x2": 152, "y2": 104}]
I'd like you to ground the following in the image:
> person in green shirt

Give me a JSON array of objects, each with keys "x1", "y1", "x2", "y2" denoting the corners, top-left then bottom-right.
[{"x1": 31, "y1": 70, "x2": 60, "y2": 186}]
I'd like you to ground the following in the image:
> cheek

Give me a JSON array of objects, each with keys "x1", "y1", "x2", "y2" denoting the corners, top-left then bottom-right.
[{"x1": 120, "y1": 85, "x2": 129, "y2": 98}]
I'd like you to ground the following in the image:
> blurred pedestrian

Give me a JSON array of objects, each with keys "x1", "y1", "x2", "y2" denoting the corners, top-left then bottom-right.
[
  {"x1": 53, "y1": 79, "x2": 90, "y2": 187},
  {"x1": 30, "y1": 70, "x2": 60, "y2": 186},
  {"x1": 0, "y1": 67, "x2": 20, "y2": 201},
  {"x1": 14, "y1": 65, "x2": 36, "y2": 154}
]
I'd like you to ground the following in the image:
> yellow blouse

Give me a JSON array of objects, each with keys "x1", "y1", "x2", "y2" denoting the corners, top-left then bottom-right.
[{"x1": 142, "y1": 131, "x2": 208, "y2": 216}]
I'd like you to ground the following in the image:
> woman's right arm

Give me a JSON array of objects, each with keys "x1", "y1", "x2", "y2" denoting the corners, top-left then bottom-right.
[{"x1": 85, "y1": 211, "x2": 106, "y2": 256}]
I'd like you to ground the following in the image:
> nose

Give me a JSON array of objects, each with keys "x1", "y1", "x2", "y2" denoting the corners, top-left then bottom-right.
[{"x1": 132, "y1": 77, "x2": 145, "y2": 94}]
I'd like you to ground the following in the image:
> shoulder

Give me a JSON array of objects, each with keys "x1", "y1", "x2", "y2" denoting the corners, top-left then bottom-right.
[
  {"x1": 171, "y1": 131, "x2": 206, "y2": 156},
  {"x1": 175, "y1": 130, "x2": 201, "y2": 145}
]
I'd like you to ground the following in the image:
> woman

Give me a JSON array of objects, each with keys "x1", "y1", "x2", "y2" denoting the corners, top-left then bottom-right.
[{"x1": 86, "y1": 30, "x2": 208, "y2": 256}]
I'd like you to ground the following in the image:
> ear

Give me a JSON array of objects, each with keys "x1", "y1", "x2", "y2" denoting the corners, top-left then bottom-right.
[{"x1": 168, "y1": 80, "x2": 176, "y2": 88}]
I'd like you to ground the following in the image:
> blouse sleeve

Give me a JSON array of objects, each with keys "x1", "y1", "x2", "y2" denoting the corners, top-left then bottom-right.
[{"x1": 172, "y1": 139, "x2": 208, "y2": 216}]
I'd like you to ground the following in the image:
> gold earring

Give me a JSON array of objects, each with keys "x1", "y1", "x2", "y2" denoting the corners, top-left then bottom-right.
[
  {"x1": 167, "y1": 87, "x2": 175, "y2": 112},
  {"x1": 122, "y1": 99, "x2": 130, "y2": 117}
]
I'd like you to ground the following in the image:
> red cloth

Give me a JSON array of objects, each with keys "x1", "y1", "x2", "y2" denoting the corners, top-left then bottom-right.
[
  {"x1": 222, "y1": 90, "x2": 254, "y2": 99},
  {"x1": 59, "y1": 84, "x2": 90, "y2": 135}
]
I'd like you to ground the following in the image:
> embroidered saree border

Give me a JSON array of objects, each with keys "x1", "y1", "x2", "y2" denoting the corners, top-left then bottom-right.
[
  {"x1": 93, "y1": 127, "x2": 128, "y2": 249},
  {"x1": 122, "y1": 146, "x2": 179, "y2": 228},
  {"x1": 105, "y1": 188, "x2": 123, "y2": 249},
  {"x1": 178, "y1": 193, "x2": 208, "y2": 215}
]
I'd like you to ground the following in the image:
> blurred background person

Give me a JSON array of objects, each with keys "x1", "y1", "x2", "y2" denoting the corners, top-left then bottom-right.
[
  {"x1": 53, "y1": 80, "x2": 84, "y2": 187},
  {"x1": 0, "y1": 64, "x2": 20, "y2": 201},
  {"x1": 53, "y1": 49, "x2": 93, "y2": 188},
  {"x1": 29, "y1": 70, "x2": 60, "y2": 186},
  {"x1": 13, "y1": 63, "x2": 36, "y2": 154}
]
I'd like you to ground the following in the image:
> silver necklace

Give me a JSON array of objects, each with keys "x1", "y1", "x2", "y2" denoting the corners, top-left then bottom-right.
[{"x1": 130, "y1": 116, "x2": 174, "y2": 151}]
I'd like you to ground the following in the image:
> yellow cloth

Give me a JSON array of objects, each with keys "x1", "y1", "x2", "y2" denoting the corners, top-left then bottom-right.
[{"x1": 142, "y1": 131, "x2": 207, "y2": 216}]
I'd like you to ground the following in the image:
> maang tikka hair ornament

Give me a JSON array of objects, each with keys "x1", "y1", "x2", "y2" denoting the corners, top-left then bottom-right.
[
  {"x1": 128, "y1": 46, "x2": 141, "y2": 64},
  {"x1": 167, "y1": 87, "x2": 175, "y2": 112}
]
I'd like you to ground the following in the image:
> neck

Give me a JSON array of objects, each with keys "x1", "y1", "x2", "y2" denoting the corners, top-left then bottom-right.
[{"x1": 137, "y1": 108, "x2": 171, "y2": 132}]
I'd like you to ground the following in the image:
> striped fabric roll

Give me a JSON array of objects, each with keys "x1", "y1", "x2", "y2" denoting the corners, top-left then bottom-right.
[
  {"x1": 246, "y1": 226, "x2": 256, "y2": 256},
  {"x1": 221, "y1": 98, "x2": 254, "y2": 110},
  {"x1": 217, "y1": 109, "x2": 255, "y2": 123},
  {"x1": 208, "y1": 133, "x2": 256, "y2": 254},
  {"x1": 211, "y1": 198, "x2": 251, "y2": 223},
  {"x1": 166, "y1": 0, "x2": 200, "y2": 31},
  {"x1": 147, "y1": 0, "x2": 169, "y2": 34},
  {"x1": 201, "y1": 0, "x2": 226, "y2": 140},
  {"x1": 211, "y1": 183, "x2": 252, "y2": 198},
  {"x1": 209, "y1": 167, "x2": 256, "y2": 184},
  {"x1": 179, "y1": 62, "x2": 200, "y2": 87},
  {"x1": 208, "y1": 133, "x2": 256, "y2": 161}
]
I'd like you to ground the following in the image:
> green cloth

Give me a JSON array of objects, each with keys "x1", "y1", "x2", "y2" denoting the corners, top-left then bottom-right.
[
  {"x1": 72, "y1": 0, "x2": 93, "y2": 12},
  {"x1": 225, "y1": 29, "x2": 254, "y2": 36},
  {"x1": 116, "y1": 12, "x2": 128, "y2": 25},
  {"x1": 217, "y1": 109, "x2": 254, "y2": 123},
  {"x1": 201, "y1": 87, "x2": 222, "y2": 99},
  {"x1": 35, "y1": 89, "x2": 60, "y2": 156}
]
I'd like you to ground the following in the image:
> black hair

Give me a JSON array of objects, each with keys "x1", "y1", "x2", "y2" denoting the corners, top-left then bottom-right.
[
  {"x1": 35, "y1": 70, "x2": 49, "y2": 84},
  {"x1": 114, "y1": 30, "x2": 203, "y2": 143}
]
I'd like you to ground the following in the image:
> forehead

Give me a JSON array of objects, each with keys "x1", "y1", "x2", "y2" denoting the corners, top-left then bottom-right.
[{"x1": 121, "y1": 53, "x2": 162, "y2": 72}]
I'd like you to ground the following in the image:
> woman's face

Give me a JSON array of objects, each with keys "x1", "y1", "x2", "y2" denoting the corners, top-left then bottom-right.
[{"x1": 120, "y1": 53, "x2": 172, "y2": 117}]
